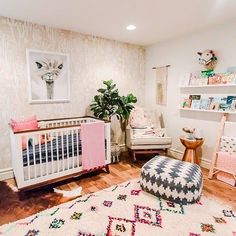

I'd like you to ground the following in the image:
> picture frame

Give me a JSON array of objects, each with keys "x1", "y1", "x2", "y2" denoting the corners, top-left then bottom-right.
[{"x1": 26, "y1": 49, "x2": 70, "y2": 104}]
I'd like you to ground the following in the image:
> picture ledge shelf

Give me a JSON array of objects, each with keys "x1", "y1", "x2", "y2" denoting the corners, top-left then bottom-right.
[
  {"x1": 179, "y1": 108, "x2": 236, "y2": 114},
  {"x1": 179, "y1": 84, "x2": 236, "y2": 88}
]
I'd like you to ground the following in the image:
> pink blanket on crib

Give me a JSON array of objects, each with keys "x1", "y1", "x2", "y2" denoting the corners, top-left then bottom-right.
[{"x1": 81, "y1": 121, "x2": 106, "y2": 170}]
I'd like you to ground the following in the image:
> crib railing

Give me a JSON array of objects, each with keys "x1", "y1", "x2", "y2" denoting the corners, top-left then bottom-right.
[
  {"x1": 10, "y1": 116, "x2": 111, "y2": 190},
  {"x1": 39, "y1": 116, "x2": 96, "y2": 128}
]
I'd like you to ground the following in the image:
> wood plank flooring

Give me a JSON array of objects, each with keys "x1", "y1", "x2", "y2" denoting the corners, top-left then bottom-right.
[{"x1": 0, "y1": 153, "x2": 235, "y2": 226}]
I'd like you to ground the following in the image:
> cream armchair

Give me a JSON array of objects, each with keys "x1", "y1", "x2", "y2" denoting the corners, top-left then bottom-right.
[{"x1": 126, "y1": 107, "x2": 172, "y2": 161}]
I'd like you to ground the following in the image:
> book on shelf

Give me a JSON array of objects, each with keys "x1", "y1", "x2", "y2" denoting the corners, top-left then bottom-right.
[
  {"x1": 219, "y1": 97, "x2": 230, "y2": 111},
  {"x1": 231, "y1": 100, "x2": 236, "y2": 111},
  {"x1": 199, "y1": 98, "x2": 210, "y2": 110},
  {"x1": 189, "y1": 71, "x2": 209, "y2": 86},
  {"x1": 226, "y1": 69, "x2": 236, "y2": 84},
  {"x1": 191, "y1": 100, "x2": 201, "y2": 109},
  {"x1": 227, "y1": 96, "x2": 236, "y2": 105},
  {"x1": 180, "y1": 94, "x2": 236, "y2": 113},
  {"x1": 227, "y1": 96, "x2": 236, "y2": 111},
  {"x1": 179, "y1": 73, "x2": 191, "y2": 86},
  {"x1": 182, "y1": 98, "x2": 191, "y2": 108},
  {"x1": 208, "y1": 72, "x2": 236, "y2": 85},
  {"x1": 184, "y1": 70, "x2": 236, "y2": 87},
  {"x1": 208, "y1": 74, "x2": 222, "y2": 85},
  {"x1": 189, "y1": 95, "x2": 201, "y2": 100},
  {"x1": 189, "y1": 71, "x2": 201, "y2": 86},
  {"x1": 227, "y1": 67, "x2": 236, "y2": 73},
  {"x1": 209, "y1": 97, "x2": 221, "y2": 111}
]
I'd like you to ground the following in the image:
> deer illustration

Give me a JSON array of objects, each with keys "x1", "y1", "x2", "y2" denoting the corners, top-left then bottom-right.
[{"x1": 35, "y1": 59, "x2": 63, "y2": 99}]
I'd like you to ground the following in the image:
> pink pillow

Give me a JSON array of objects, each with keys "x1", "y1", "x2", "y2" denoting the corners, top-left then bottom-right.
[
  {"x1": 11, "y1": 115, "x2": 39, "y2": 150},
  {"x1": 11, "y1": 115, "x2": 39, "y2": 132}
]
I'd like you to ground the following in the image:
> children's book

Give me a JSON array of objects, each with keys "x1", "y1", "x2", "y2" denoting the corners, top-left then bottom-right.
[
  {"x1": 179, "y1": 73, "x2": 191, "y2": 86},
  {"x1": 209, "y1": 97, "x2": 221, "y2": 110},
  {"x1": 231, "y1": 100, "x2": 236, "y2": 111},
  {"x1": 189, "y1": 71, "x2": 201, "y2": 86},
  {"x1": 189, "y1": 95, "x2": 201, "y2": 100},
  {"x1": 182, "y1": 98, "x2": 191, "y2": 108},
  {"x1": 199, "y1": 98, "x2": 210, "y2": 110},
  {"x1": 227, "y1": 96, "x2": 236, "y2": 105},
  {"x1": 191, "y1": 100, "x2": 201, "y2": 110},
  {"x1": 219, "y1": 97, "x2": 230, "y2": 111},
  {"x1": 208, "y1": 74, "x2": 222, "y2": 85}
]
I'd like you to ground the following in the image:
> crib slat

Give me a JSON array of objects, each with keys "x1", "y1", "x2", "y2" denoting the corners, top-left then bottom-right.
[
  {"x1": 61, "y1": 130, "x2": 65, "y2": 171},
  {"x1": 72, "y1": 130, "x2": 75, "y2": 168},
  {"x1": 51, "y1": 131, "x2": 54, "y2": 174},
  {"x1": 32, "y1": 136, "x2": 36, "y2": 179},
  {"x1": 39, "y1": 134, "x2": 43, "y2": 177},
  {"x1": 66, "y1": 130, "x2": 69, "y2": 170},
  {"x1": 56, "y1": 132, "x2": 59, "y2": 173},
  {"x1": 26, "y1": 136, "x2": 30, "y2": 181},
  {"x1": 45, "y1": 132, "x2": 49, "y2": 175},
  {"x1": 77, "y1": 129, "x2": 80, "y2": 167}
]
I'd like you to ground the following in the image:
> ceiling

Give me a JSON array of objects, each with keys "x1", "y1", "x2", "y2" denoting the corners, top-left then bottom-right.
[{"x1": 0, "y1": 0, "x2": 236, "y2": 45}]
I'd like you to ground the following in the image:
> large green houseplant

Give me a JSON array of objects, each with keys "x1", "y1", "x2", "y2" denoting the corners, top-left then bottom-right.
[{"x1": 90, "y1": 80, "x2": 137, "y2": 122}]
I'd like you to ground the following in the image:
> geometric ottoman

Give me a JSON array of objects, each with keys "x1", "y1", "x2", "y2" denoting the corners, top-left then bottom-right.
[{"x1": 140, "y1": 156, "x2": 203, "y2": 205}]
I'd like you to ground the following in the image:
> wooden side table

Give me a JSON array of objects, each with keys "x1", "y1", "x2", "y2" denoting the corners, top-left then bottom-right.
[{"x1": 180, "y1": 137, "x2": 204, "y2": 165}]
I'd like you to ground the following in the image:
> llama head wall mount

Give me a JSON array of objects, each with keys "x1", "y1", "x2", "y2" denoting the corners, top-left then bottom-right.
[{"x1": 197, "y1": 50, "x2": 218, "y2": 70}]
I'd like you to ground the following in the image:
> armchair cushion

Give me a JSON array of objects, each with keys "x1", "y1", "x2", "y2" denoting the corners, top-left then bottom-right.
[
  {"x1": 131, "y1": 136, "x2": 172, "y2": 146},
  {"x1": 130, "y1": 128, "x2": 171, "y2": 145},
  {"x1": 128, "y1": 106, "x2": 161, "y2": 129},
  {"x1": 126, "y1": 106, "x2": 172, "y2": 150}
]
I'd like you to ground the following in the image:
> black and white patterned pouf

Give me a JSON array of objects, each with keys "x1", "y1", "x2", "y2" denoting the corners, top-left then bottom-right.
[{"x1": 140, "y1": 156, "x2": 203, "y2": 205}]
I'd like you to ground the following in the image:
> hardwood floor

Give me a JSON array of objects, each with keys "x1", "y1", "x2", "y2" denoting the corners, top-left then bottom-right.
[{"x1": 0, "y1": 153, "x2": 235, "y2": 226}]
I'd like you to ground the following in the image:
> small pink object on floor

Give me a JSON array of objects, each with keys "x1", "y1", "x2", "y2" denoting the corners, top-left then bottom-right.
[
  {"x1": 216, "y1": 151, "x2": 236, "y2": 186},
  {"x1": 81, "y1": 121, "x2": 106, "y2": 170}
]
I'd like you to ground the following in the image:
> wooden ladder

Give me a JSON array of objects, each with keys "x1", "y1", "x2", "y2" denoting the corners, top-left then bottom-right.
[{"x1": 208, "y1": 113, "x2": 236, "y2": 182}]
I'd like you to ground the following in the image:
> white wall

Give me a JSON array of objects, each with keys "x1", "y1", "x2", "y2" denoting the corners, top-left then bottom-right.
[
  {"x1": 0, "y1": 17, "x2": 145, "y2": 177},
  {"x1": 145, "y1": 21, "x2": 236, "y2": 167}
]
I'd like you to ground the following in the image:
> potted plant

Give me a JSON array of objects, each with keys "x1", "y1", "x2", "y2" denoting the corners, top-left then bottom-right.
[
  {"x1": 90, "y1": 80, "x2": 137, "y2": 122},
  {"x1": 90, "y1": 80, "x2": 137, "y2": 145}
]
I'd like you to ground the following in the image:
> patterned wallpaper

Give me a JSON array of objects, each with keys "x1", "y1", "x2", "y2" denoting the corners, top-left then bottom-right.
[{"x1": 0, "y1": 17, "x2": 145, "y2": 170}]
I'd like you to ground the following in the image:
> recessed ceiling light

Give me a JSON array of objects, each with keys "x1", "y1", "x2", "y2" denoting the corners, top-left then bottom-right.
[{"x1": 126, "y1": 25, "x2": 136, "y2": 31}]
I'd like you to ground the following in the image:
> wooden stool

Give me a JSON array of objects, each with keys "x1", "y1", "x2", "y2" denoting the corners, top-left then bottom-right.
[{"x1": 180, "y1": 137, "x2": 204, "y2": 165}]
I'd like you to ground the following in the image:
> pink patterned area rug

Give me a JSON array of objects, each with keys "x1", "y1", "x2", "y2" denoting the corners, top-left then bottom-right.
[{"x1": 0, "y1": 179, "x2": 235, "y2": 236}]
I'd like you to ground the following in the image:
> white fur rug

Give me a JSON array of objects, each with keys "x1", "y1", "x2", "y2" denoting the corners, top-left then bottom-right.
[
  {"x1": 0, "y1": 179, "x2": 235, "y2": 236},
  {"x1": 53, "y1": 187, "x2": 82, "y2": 198}
]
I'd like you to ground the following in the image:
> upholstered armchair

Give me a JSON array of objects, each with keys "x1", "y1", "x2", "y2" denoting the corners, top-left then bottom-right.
[{"x1": 126, "y1": 107, "x2": 172, "y2": 161}]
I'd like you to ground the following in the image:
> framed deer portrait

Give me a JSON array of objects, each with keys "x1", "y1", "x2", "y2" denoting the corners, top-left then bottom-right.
[{"x1": 27, "y1": 49, "x2": 70, "y2": 104}]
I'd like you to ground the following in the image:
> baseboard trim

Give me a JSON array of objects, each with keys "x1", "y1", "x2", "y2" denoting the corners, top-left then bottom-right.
[
  {"x1": 201, "y1": 158, "x2": 211, "y2": 169},
  {"x1": 0, "y1": 168, "x2": 14, "y2": 181},
  {"x1": 169, "y1": 148, "x2": 211, "y2": 169}
]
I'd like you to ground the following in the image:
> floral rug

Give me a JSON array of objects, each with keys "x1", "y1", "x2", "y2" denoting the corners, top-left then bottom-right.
[{"x1": 0, "y1": 179, "x2": 235, "y2": 236}]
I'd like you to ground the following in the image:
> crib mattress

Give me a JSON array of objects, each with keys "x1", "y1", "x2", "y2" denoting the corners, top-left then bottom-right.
[{"x1": 22, "y1": 134, "x2": 81, "y2": 166}]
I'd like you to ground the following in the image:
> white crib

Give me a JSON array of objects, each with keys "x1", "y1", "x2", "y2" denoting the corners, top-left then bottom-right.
[{"x1": 10, "y1": 116, "x2": 111, "y2": 190}]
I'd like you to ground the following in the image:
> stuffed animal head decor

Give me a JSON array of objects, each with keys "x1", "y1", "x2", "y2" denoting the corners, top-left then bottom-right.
[{"x1": 197, "y1": 50, "x2": 218, "y2": 70}]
